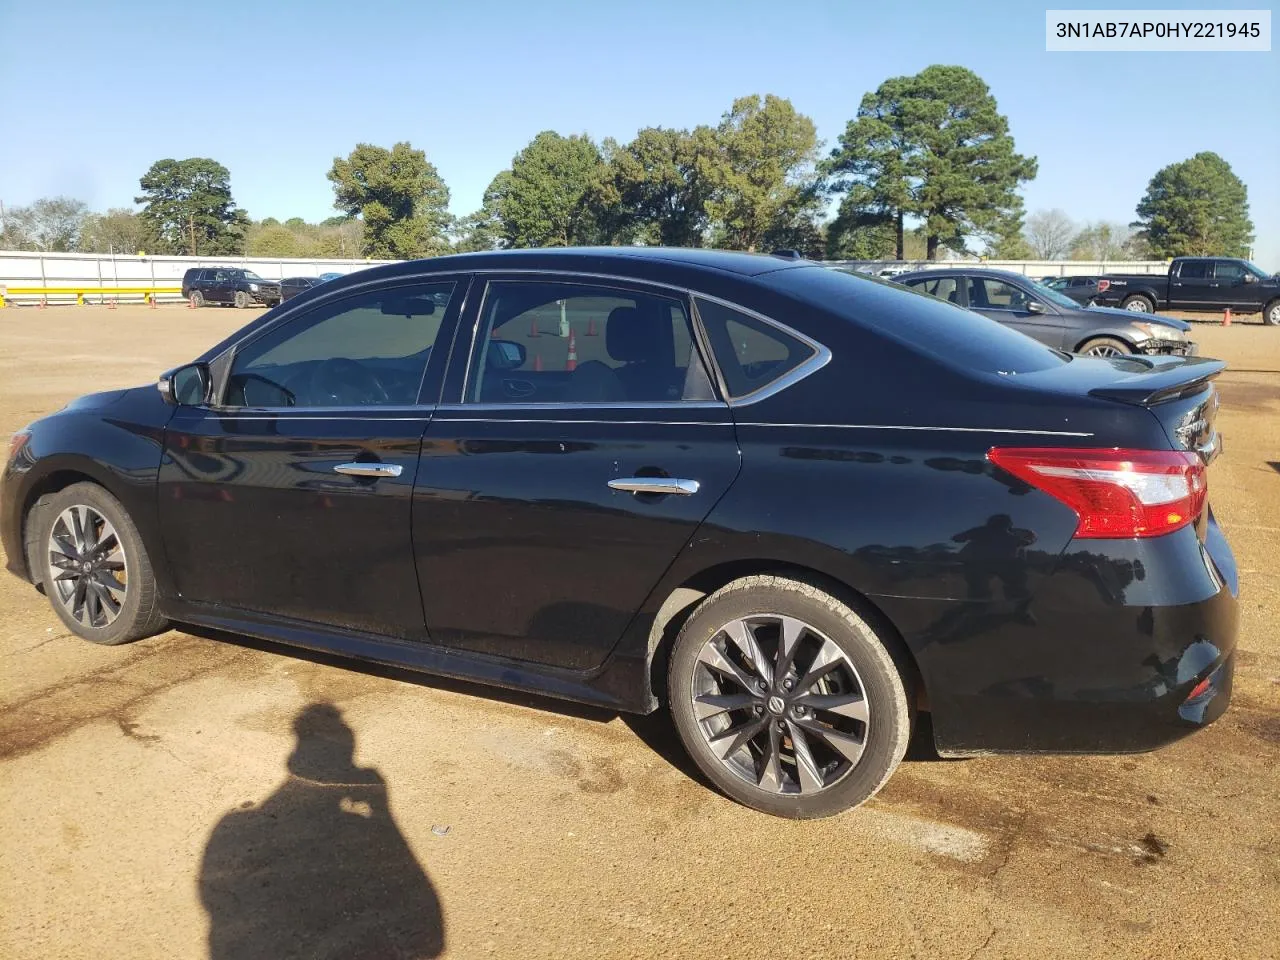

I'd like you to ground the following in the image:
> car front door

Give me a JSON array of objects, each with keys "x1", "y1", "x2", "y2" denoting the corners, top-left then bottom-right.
[
  {"x1": 1169, "y1": 260, "x2": 1216, "y2": 309},
  {"x1": 411, "y1": 275, "x2": 741, "y2": 671},
  {"x1": 157, "y1": 276, "x2": 466, "y2": 639},
  {"x1": 1212, "y1": 260, "x2": 1254, "y2": 310},
  {"x1": 206, "y1": 270, "x2": 233, "y2": 304},
  {"x1": 966, "y1": 277, "x2": 1067, "y2": 348}
]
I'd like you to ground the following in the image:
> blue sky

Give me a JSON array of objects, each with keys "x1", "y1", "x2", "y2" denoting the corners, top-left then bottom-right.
[{"x1": 1, "y1": 0, "x2": 1276, "y2": 266}]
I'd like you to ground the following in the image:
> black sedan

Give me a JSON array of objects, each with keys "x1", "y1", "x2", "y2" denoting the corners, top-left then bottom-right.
[
  {"x1": 1042, "y1": 275, "x2": 1108, "y2": 306},
  {"x1": 279, "y1": 272, "x2": 346, "y2": 302},
  {"x1": 2, "y1": 248, "x2": 1237, "y2": 819},
  {"x1": 895, "y1": 267, "x2": 1193, "y2": 357}
]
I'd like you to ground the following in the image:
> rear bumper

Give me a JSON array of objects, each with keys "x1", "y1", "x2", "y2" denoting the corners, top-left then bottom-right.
[{"x1": 875, "y1": 517, "x2": 1239, "y2": 755}]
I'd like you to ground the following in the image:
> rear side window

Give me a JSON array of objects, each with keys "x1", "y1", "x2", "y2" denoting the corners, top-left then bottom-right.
[
  {"x1": 907, "y1": 276, "x2": 961, "y2": 304},
  {"x1": 765, "y1": 266, "x2": 1066, "y2": 375},
  {"x1": 695, "y1": 298, "x2": 818, "y2": 400},
  {"x1": 1178, "y1": 261, "x2": 1209, "y2": 279}
]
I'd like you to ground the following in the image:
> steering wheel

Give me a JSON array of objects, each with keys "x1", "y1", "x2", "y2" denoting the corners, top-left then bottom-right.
[{"x1": 310, "y1": 358, "x2": 390, "y2": 406}]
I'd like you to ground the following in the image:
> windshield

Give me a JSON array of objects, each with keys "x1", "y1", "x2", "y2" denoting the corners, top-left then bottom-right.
[
  {"x1": 243, "y1": 270, "x2": 264, "y2": 281},
  {"x1": 1025, "y1": 278, "x2": 1083, "y2": 310}
]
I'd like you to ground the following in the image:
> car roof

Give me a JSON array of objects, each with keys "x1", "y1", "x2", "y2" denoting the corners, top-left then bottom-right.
[{"x1": 367, "y1": 246, "x2": 814, "y2": 280}]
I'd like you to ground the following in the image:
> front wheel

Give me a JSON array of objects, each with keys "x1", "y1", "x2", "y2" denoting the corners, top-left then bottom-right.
[
  {"x1": 234, "y1": 290, "x2": 250, "y2": 309},
  {"x1": 33, "y1": 483, "x2": 168, "y2": 645},
  {"x1": 1120, "y1": 295, "x2": 1153, "y2": 313},
  {"x1": 1079, "y1": 336, "x2": 1134, "y2": 357},
  {"x1": 668, "y1": 575, "x2": 912, "y2": 819},
  {"x1": 190, "y1": 290, "x2": 205, "y2": 308},
  {"x1": 1264, "y1": 300, "x2": 1280, "y2": 326}
]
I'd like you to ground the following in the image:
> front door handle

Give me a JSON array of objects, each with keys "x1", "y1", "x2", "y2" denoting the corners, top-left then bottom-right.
[
  {"x1": 334, "y1": 462, "x2": 402, "y2": 478},
  {"x1": 609, "y1": 477, "x2": 699, "y2": 496}
]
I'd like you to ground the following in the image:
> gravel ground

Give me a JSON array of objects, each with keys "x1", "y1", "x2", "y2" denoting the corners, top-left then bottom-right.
[{"x1": 1, "y1": 304, "x2": 1277, "y2": 960}]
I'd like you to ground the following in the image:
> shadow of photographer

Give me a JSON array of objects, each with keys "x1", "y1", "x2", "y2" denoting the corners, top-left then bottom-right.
[{"x1": 199, "y1": 702, "x2": 444, "y2": 959}]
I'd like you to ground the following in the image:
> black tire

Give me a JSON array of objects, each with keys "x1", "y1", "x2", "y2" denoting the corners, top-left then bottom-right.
[
  {"x1": 32, "y1": 482, "x2": 167, "y2": 645},
  {"x1": 1264, "y1": 299, "x2": 1280, "y2": 326},
  {"x1": 191, "y1": 290, "x2": 205, "y2": 308},
  {"x1": 1120, "y1": 294, "x2": 1154, "y2": 313},
  {"x1": 234, "y1": 290, "x2": 249, "y2": 309},
  {"x1": 668, "y1": 575, "x2": 912, "y2": 819},
  {"x1": 1078, "y1": 336, "x2": 1134, "y2": 357}
]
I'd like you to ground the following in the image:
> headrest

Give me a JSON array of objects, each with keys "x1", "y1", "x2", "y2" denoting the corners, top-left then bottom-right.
[{"x1": 606, "y1": 306, "x2": 660, "y2": 362}]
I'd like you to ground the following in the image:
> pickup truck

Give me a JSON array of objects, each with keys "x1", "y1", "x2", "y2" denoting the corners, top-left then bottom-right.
[{"x1": 1092, "y1": 257, "x2": 1280, "y2": 325}]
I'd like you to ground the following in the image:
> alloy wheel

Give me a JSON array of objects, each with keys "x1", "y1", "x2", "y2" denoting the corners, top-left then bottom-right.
[
  {"x1": 690, "y1": 614, "x2": 870, "y2": 795},
  {"x1": 1124, "y1": 300, "x2": 1150, "y2": 312},
  {"x1": 46, "y1": 505, "x2": 128, "y2": 629},
  {"x1": 1085, "y1": 343, "x2": 1125, "y2": 357}
]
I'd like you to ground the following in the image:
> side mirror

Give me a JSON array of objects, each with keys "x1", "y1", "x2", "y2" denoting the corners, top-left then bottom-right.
[
  {"x1": 1243, "y1": 273, "x2": 1256, "y2": 284},
  {"x1": 158, "y1": 362, "x2": 210, "y2": 406},
  {"x1": 487, "y1": 339, "x2": 527, "y2": 371},
  {"x1": 1027, "y1": 300, "x2": 1046, "y2": 314}
]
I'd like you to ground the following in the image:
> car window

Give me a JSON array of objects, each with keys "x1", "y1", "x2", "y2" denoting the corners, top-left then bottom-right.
[
  {"x1": 907, "y1": 276, "x2": 962, "y2": 305},
  {"x1": 225, "y1": 282, "x2": 456, "y2": 408},
  {"x1": 763, "y1": 265, "x2": 1066, "y2": 375},
  {"x1": 1178, "y1": 261, "x2": 1209, "y2": 279},
  {"x1": 695, "y1": 297, "x2": 817, "y2": 400},
  {"x1": 1214, "y1": 261, "x2": 1245, "y2": 282},
  {"x1": 466, "y1": 281, "x2": 709, "y2": 405},
  {"x1": 972, "y1": 278, "x2": 1031, "y2": 311}
]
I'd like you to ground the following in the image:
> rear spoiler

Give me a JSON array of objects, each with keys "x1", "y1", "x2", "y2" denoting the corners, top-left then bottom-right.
[{"x1": 1088, "y1": 356, "x2": 1226, "y2": 406}]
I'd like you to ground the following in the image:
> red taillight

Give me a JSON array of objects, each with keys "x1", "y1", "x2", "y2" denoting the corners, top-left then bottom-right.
[
  {"x1": 1185, "y1": 677, "x2": 1212, "y2": 701},
  {"x1": 987, "y1": 447, "x2": 1207, "y2": 539},
  {"x1": 1097, "y1": 279, "x2": 1111, "y2": 293}
]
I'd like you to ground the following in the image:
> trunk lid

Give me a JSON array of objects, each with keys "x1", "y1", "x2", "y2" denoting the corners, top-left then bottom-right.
[{"x1": 1084, "y1": 355, "x2": 1224, "y2": 461}]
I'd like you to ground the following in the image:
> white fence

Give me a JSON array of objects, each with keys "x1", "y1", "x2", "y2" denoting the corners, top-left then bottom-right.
[
  {"x1": 0, "y1": 251, "x2": 398, "y2": 304},
  {"x1": 829, "y1": 259, "x2": 1171, "y2": 277},
  {"x1": 0, "y1": 250, "x2": 1173, "y2": 305}
]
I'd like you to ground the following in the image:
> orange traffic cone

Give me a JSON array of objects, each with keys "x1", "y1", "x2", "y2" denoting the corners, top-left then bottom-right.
[
  {"x1": 108, "y1": 297, "x2": 117, "y2": 310},
  {"x1": 148, "y1": 293, "x2": 158, "y2": 309},
  {"x1": 585, "y1": 316, "x2": 598, "y2": 337},
  {"x1": 565, "y1": 329, "x2": 578, "y2": 371},
  {"x1": 1223, "y1": 308, "x2": 1232, "y2": 326},
  {"x1": 38, "y1": 296, "x2": 47, "y2": 310},
  {"x1": 188, "y1": 295, "x2": 197, "y2": 310},
  {"x1": 529, "y1": 317, "x2": 540, "y2": 338},
  {"x1": 533, "y1": 353, "x2": 543, "y2": 371}
]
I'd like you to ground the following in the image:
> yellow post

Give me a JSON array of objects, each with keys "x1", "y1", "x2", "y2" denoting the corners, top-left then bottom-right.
[
  {"x1": 77, "y1": 292, "x2": 84, "y2": 306},
  {"x1": 0, "y1": 295, "x2": 6, "y2": 309}
]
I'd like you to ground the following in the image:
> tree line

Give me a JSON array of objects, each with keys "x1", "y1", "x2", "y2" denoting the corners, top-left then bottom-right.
[{"x1": 0, "y1": 68, "x2": 1255, "y2": 263}]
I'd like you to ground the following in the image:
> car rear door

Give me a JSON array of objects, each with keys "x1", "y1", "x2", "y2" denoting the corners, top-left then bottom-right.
[
  {"x1": 967, "y1": 277, "x2": 1067, "y2": 349},
  {"x1": 158, "y1": 275, "x2": 467, "y2": 639},
  {"x1": 411, "y1": 274, "x2": 741, "y2": 671},
  {"x1": 1170, "y1": 260, "x2": 1216, "y2": 309}
]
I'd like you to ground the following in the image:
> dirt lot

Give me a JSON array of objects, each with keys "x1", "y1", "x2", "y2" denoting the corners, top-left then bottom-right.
[{"x1": 1, "y1": 304, "x2": 1277, "y2": 960}]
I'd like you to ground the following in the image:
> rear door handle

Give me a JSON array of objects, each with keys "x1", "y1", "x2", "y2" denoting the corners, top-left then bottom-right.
[
  {"x1": 609, "y1": 477, "x2": 699, "y2": 496},
  {"x1": 334, "y1": 462, "x2": 402, "y2": 478}
]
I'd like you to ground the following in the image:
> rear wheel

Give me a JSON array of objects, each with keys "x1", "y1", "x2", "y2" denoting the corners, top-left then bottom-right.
[
  {"x1": 668, "y1": 575, "x2": 911, "y2": 819},
  {"x1": 1264, "y1": 300, "x2": 1280, "y2": 326},
  {"x1": 1079, "y1": 336, "x2": 1134, "y2": 357},
  {"x1": 34, "y1": 483, "x2": 167, "y2": 645},
  {"x1": 234, "y1": 290, "x2": 250, "y2": 309},
  {"x1": 1120, "y1": 294, "x2": 1153, "y2": 313},
  {"x1": 190, "y1": 290, "x2": 205, "y2": 308}
]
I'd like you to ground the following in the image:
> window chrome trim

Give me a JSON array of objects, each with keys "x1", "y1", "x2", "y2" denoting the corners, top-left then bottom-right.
[
  {"x1": 690, "y1": 293, "x2": 832, "y2": 407},
  {"x1": 436, "y1": 401, "x2": 725, "y2": 412},
  {"x1": 434, "y1": 417, "x2": 733, "y2": 427}
]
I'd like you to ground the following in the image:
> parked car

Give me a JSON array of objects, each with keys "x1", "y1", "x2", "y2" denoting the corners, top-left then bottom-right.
[
  {"x1": 280, "y1": 272, "x2": 350, "y2": 302},
  {"x1": 181, "y1": 268, "x2": 281, "y2": 308},
  {"x1": 1041, "y1": 275, "x2": 1107, "y2": 306},
  {"x1": 1091, "y1": 257, "x2": 1280, "y2": 323},
  {"x1": 3, "y1": 248, "x2": 1237, "y2": 819},
  {"x1": 895, "y1": 267, "x2": 1194, "y2": 357}
]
